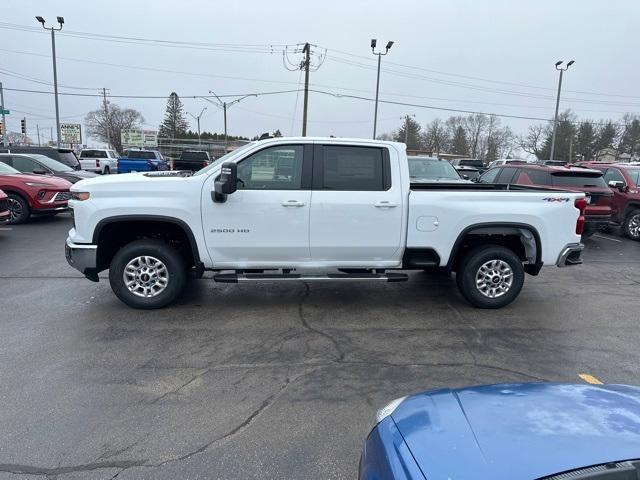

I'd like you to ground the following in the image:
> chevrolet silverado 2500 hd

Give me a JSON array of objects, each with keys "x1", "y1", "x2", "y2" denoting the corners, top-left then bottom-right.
[{"x1": 65, "y1": 138, "x2": 585, "y2": 309}]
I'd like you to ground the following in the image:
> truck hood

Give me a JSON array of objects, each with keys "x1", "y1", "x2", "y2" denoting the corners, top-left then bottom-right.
[
  {"x1": 391, "y1": 383, "x2": 640, "y2": 480},
  {"x1": 70, "y1": 171, "x2": 200, "y2": 192}
]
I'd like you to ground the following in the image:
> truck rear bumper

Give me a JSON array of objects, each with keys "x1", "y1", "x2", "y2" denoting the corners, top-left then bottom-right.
[
  {"x1": 65, "y1": 237, "x2": 99, "y2": 281},
  {"x1": 556, "y1": 243, "x2": 584, "y2": 267}
]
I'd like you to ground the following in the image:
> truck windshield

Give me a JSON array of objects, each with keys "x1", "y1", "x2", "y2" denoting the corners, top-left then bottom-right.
[
  {"x1": 192, "y1": 143, "x2": 256, "y2": 176},
  {"x1": 409, "y1": 158, "x2": 461, "y2": 180}
]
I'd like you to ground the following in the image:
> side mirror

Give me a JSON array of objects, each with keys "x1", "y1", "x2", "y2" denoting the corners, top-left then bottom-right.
[
  {"x1": 213, "y1": 162, "x2": 238, "y2": 202},
  {"x1": 32, "y1": 169, "x2": 47, "y2": 175},
  {"x1": 608, "y1": 180, "x2": 627, "y2": 192},
  {"x1": 462, "y1": 174, "x2": 469, "y2": 180}
]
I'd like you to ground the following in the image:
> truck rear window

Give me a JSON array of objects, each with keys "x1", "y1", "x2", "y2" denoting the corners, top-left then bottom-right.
[
  {"x1": 459, "y1": 160, "x2": 483, "y2": 168},
  {"x1": 128, "y1": 151, "x2": 157, "y2": 159},
  {"x1": 551, "y1": 173, "x2": 607, "y2": 188},
  {"x1": 57, "y1": 151, "x2": 80, "y2": 168}
]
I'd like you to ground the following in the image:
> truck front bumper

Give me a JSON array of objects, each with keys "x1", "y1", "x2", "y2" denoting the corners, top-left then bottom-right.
[
  {"x1": 556, "y1": 243, "x2": 584, "y2": 267},
  {"x1": 65, "y1": 237, "x2": 99, "y2": 281}
]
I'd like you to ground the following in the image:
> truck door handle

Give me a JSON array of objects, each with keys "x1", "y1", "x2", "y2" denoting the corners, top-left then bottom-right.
[
  {"x1": 281, "y1": 200, "x2": 306, "y2": 207},
  {"x1": 374, "y1": 201, "x2": 397, "y2": 208}
]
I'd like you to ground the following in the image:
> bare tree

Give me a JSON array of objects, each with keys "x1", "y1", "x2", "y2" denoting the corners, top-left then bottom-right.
[
  {"x1": 85, "y1": 103, "x2": 145, "y2": 153},
  {"x1": 423, "y1": 118, "x2": 450, "y2": 154},
  {"x1": 519, "y1": 123, "x2": 548, "y2": 159},
  {"x1": 463, "y1": 113, "x2": 489, "y2": 158}
]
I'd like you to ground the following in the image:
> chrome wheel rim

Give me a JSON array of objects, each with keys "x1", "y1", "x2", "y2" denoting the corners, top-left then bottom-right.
[
  {"x1": 628, "y1": 214, "x2": 640, "y2": 239},
  {"x1": 123, "y1": 256, "x2": 169, "y2": 298},
  {"x1": 7, "y1": 198, "x2": 22, "y2": 222},
  {"x1": 475, "y1": 259, "x2": 513, "y2": 298}
]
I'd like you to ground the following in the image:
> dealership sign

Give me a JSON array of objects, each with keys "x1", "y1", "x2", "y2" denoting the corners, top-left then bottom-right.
[
  {"x1": 121, "y1": 129, "x2": 158, "y2": 147},
  {"x1": 60, "y1": 123, "x2": 82, "y2": 144}
]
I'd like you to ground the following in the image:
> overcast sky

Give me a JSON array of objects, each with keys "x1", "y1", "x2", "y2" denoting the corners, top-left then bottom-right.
[{"x1": 1, "y1": 0, "x2": 638, "y2": 146}]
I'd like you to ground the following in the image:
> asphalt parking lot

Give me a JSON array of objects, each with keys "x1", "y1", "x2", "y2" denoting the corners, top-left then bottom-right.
[{"x1": 1, "y1": 214, "x2": 640, "y2": 479}]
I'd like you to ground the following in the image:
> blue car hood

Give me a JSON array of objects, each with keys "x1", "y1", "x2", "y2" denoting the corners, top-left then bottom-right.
[{"x1": 391, "y1": 383, "x2": 640, "y2": 480}]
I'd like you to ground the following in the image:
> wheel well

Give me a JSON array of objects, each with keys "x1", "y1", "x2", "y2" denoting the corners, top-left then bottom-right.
[
  {"x1": 448, "y1": 225, "x2": 539, "y2": 273},
  {"x1": 624, "y1": 203, "x2": 640, "y2": 217},
  {"x1": 94, "y1": 219, "x2": 198, "y2": 272},
  {"x1": 2, "y1": 189, "x2": 30, "y2": 206}
]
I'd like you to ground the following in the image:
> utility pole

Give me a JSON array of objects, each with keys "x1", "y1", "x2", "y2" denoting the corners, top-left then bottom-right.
[
  {"x1": 550, "y1": 60, "x2": 574, "y2": 161},
  {"x1": 37, "y1": 124, "x2": 41, "y2": 146},
  {"x1": 36, "y1": 16, "x2": 64, "y2": 147},
  {"x1": 371, "y1": 39, "x2": 394, "y2": 139},
  {"x1": 101, "y1": 88, "x2": 110, "y2": 148},
  {"x1": 301, "y1": 43, "x2": 311, "y2": 137},
  {"x1": 283, "y1": 43, "x2": 325, "y2": 137},
  {"x1": 0, "y1": 81, "x2": 6, "y2": 146}
]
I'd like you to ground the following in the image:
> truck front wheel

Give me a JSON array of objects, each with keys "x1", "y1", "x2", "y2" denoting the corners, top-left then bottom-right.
[
  {"x1": 109, "y1": 239, "x2": 187, "y2": 309},
  {"x1": 623, "y1": 209, "x2": 640, "y2": 241},
  {"x1": 456, "y1": 245, "x2": 524, "y2": 309}
]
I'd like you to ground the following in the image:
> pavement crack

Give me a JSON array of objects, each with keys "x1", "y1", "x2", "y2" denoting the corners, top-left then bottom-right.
[
  {"x1": 298, "y1": 282, "x2": 345, "y2": 361},
  {"x1": 148, "y1": 368, "x2": 210, "y2": 405},
  {"x1": 153, "y1": 367, "x2": 321, "y2": 467},
  {"x1": 0, "y1": 461, "x2": 145, "y2": 476}
]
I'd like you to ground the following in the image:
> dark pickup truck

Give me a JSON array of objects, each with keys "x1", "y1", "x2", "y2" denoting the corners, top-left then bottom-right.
[{"x1": 173, "y1": 150, "x2": 211, "y2": 171}]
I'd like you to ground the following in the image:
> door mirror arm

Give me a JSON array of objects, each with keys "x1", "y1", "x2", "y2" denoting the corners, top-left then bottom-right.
[{"x1": 213, "y1": 162, "x2": 238, "y2": 203}]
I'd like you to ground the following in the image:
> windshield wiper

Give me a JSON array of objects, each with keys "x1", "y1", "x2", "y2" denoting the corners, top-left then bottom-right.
[{"x1": 542, "y1": 460, "x2": 640, "y2": 480}]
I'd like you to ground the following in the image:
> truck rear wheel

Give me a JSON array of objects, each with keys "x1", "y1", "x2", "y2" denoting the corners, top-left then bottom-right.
[
  {"x1": 456, "y1": 245, "x2": 524, "y2": 309},
  {"x1": 109, "y1": 239, "x2": 187, "y2": 309}
]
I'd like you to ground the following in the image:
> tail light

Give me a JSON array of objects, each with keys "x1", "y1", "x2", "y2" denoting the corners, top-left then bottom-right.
[
  {"x1": 95, "y1": 159, "x2": 100, "y2": 168},
  {"x1": 147, "y1": 160, "x2": 155, "y2": 170},
  {"x1": 575, "y1": 197, "x2": 587, "y2": 234},
  {"x1": 201, "y1": 161, "x2": 208, "y2": 168},
  {"x1": 117, "y1": 159, "x2": 120, "y2": 169}
]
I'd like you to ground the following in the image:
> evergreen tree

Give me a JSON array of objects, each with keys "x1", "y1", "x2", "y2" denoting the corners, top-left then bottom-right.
[
  {"x1": 394, "y1": 116, "x2": 422, "y2": 150},
  {"x1": 450, "y1": 126, "x2": 469, "y2": 155},
  {"x1": 159, "y1": 92, "x2": 189, "y2": 139}
]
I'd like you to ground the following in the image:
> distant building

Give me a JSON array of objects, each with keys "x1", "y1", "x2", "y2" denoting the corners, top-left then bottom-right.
[{"x1": 593, "y1": 148, "x2": 638, "y2": 163}]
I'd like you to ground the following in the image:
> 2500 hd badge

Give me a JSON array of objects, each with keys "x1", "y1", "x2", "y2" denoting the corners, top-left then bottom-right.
[{"x1": 210, "y1": 228, "x2": 250, "y2": 233}]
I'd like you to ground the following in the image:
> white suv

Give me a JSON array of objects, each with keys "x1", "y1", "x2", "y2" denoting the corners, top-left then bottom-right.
[{"x1": 78, "y1": 149, "x2": 119, "y2": 174}]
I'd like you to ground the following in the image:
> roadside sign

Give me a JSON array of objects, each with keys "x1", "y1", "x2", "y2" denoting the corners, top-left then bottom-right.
[
  {"x1": 122, "y1": 129, "x2": 158, "y2": 148},
  {"x1": 60, "y1": 123, "x2": 82, "y2": 144},
  {"x1": 0, "y1": 109, "x2": 9, "y2": 114}
]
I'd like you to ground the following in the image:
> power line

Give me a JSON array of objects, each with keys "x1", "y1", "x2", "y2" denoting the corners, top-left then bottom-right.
[{"x1": 0, "y1": 67, "x2": 99, "y2": 90}]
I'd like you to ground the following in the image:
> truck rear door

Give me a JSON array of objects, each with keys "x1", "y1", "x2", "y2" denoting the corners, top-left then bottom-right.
[{"x1": 309, "y1": 144, "x2": 403, "y2": 263}]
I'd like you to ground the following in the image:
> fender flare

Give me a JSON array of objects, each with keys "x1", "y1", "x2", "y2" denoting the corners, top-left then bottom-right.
[{"x1": 447, "y1": 222, "x2": 543, "y2": 275}]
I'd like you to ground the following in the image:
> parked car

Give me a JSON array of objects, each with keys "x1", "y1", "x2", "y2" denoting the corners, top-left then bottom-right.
[
  {"x1": 0, "y1": 153, "x2": 97, "y2": 184},
  {"x1": 579, "y1": 163, "x2": 640, "y2": 240},
  {"x1": 66, "y1": 137, "x2": 585, "y2": 310},
  {"x1": 0, "y1": 189, "x2": 9, "y2": 224},
  {"x1": 117, "y1": 149, "x2": 169, "y2": 173},
  {"x1": 0, "y1": 161, "x2": 71, "y2": 224},
  {"x1": 408, "y1": 156, "x2": 470, "y2": 183},
  {"x1": 449, "y1": 158, "x2": 486, "y2": 173},
  {"x1": 359, "y1": 382, "x2": 640, "y2": 480},
  {"x1": 479, "y1": 164, "x2": 612, "y2": 237},
  {"x1": 78, "y1": 149, "x2": 119, "y2": 174},
  {"x1": 541, "y1": 159, "x2": 567, "y2": 166},
  {"x1": 0, "y1": 146, "x2": 81, "y2": 170},
  {"x1": 486, "y1": 158, "x2": 530, "y2": 168},
  {"x1": 453, "y1": 165, "x2": 480, "y2": 182},
  {"x1": 174, "y1": 150, "x2": 211, "y2": 171}
]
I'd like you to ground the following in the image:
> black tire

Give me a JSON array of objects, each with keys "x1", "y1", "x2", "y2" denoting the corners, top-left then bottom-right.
[
  {"x1": 623, "y1": 209, "x2": 640, "y2": 241},
  {"x1": 6, "y1": 193, "x2": 30, "y2": 225},
  {"x1": 103, "y1": 166, "x2": 110, "y2": 175},
  {"x1": 455, "y1": 245, "x2": 525, "y2": 309},
  {"x1": 108, "y1": 239, "x2": 187, "y2": 309}
]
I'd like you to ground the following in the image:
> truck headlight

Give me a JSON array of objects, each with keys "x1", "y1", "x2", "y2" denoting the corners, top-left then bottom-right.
[
  {"x1": 376, "y1": 396, "x2": 407, "y2": 423},
  {"x1": 71, "y1": 192, "x2": 90, "y2": 201}
]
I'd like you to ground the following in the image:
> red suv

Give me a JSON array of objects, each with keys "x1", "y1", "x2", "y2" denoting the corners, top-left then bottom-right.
[
  {"x1": 0, "y1": 161, "x2": 72, "y2": 224},
  {"x1": 579, "y1": 163, "x2": 640, "y2": 240},
  {"x1": 479, "y1": 164, "x2": 613, "y2": 236},
  {"x1": 0, "y1": 189, "x2": 9, "y2": 224}
]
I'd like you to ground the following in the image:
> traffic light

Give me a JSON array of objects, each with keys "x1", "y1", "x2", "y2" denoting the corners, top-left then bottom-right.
[
  {"x1": 20, "y1": 118, "x2": 26, "y2": 134},
  {"x1": 0, "y1": 122, "x2": 4, "y2": 135}
]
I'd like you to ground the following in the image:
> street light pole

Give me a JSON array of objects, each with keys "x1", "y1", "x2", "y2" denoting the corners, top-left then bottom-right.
[
  {"x1": 187, "y1": 107, "x2": 207, "y2": 146},
  {"x1": 36, "y1": 16, "x2": 64, "y2": 147},
  {"x1": 371, "y1": 39, "x2": 394, "y2": 140},
  {"x1": 549, "y1": 59, "x2": 574, "y2": 161},
  {"x1": 203, "y1": 91, "x2": 256, "y2": 153}
]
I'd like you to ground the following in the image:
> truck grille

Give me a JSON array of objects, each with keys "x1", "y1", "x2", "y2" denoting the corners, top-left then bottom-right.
[{"x1": 54, "y1": 191, "x2": 72, "y2": 202}]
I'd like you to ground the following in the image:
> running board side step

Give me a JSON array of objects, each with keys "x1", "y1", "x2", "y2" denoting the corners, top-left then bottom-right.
[{"x1": 213, "y1": 272, "x2": 409, "y2": 283}]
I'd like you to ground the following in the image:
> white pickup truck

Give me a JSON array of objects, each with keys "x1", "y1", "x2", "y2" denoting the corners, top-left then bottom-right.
[
  {"x1": 65, "y1": 137, "x2": 585, "y2": 309},
  {"x1": 78, "y1": 149, "x2": 119, "y2": 175}
]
